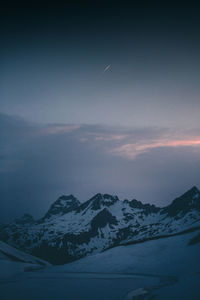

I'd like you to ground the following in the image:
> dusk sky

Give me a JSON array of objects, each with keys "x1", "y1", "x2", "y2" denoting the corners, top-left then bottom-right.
[{"x1": 1, "y1": 2, "x2": 200, "y2": 221}]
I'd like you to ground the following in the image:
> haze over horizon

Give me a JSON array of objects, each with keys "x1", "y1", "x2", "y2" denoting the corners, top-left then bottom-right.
[{"x1": 1, "y1": 2, "x2": 200, "y2": 221}]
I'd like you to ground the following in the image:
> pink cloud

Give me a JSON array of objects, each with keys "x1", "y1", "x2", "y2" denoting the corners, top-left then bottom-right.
[
  {"x1": 94, "y1": 134, "x2": 127, "y2": 141},
  {"x1": 40, "y1": 125, "x2": 81, "y2": 135},
  {"x1": 110, "y1": 138, "x2": 200, "y2": 159}
]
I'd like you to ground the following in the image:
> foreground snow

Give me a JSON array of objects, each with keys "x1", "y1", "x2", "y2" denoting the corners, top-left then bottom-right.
[
  {"x1": 52, "y1": 228, "x2": 200, "y2": 276},
  {"x1": 0, "y1": 241, "x2": 50, "y2": 281},
  {"x1": 0, "y1": 229, "x2": 199, "y2": 299},
  {"x1": 0, "y1": 260, "x2": 44, "y2": 280}
]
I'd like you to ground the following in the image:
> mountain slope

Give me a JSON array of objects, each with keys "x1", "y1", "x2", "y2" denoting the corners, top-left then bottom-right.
[
  {"x1": 53, "y1": 228, "x2": 200, "y2": 299},
  {"x1": 1, "y1": 228, "x2": 200, "y2": 300},
  {"x1": 0, "y1": 187, "x2": 200, "y2": 264},
  {"x1": 0, "y1": 240, "x2": 50, "y2": 266}
]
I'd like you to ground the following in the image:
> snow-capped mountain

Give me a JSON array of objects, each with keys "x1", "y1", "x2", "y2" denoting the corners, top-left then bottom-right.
[
  {"x1": 43, "y1": 195, "x2": 80, "y2": 219},
  {"x1": 0, "y1": 186, "x2": 200, "y2": 264}
]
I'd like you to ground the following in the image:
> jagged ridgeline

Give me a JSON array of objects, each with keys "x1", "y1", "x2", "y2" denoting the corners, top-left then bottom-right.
[{"x1": 0, "y1": 187, "x2": 200, "y2": 264}]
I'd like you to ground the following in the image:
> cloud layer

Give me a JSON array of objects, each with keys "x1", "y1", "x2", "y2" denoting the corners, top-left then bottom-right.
[{"x1": 1, "y1": 113, "x2": 200, "y2": 221}]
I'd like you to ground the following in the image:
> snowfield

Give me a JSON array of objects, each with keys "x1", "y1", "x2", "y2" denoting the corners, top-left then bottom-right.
[
  {"x1": 0, "y1": 229, "x2": 200, "y2": 299},
  {"x1": 0, "y1": 241, "x2": 50, "y2": 280}
]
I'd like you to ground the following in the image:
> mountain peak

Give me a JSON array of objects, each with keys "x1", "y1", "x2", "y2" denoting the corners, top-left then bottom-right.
[
  {"x1": 14, "y1": 213, "x2": 34, "y2": 225},
  {"x1": 92, "y1": 193, "x2": 119, "y2": 201},
  {"x1": 175, "y1": 186, "x2": 200, "y2": 203},
  {"x1": 162, "y1": 186, "x2": 200, "y2": 217},
  {"x1": 128, "y1": 198, "x2": 144, "y2": 209},
  {"x1": 57, "y1": 194, "x2": 77, "y2": 203},
  {"x1": 44, "y1": 194, "x2": 80, "y2": 219},
  {"x1": 77, "y1": 193, "x2": 119, "y2": 212},
  {"x1": 187, "y1": 186, "x2": 199, "y2": 195},
  {"x1": 89, "y1": 193, "x2": 119, "y2": 210}
]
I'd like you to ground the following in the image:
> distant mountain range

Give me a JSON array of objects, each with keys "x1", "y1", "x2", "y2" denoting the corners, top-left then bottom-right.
[{"x1": 0, "y1": 186, "x2": 200, "y2": 264}]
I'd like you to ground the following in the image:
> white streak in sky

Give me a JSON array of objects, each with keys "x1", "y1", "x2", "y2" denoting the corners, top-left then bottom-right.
[{"x1": 103, "y1": 64, "x2": 111, "y2": 72}]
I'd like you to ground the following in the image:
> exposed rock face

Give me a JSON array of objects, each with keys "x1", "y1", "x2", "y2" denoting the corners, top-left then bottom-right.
[
  {"x1": 43, "y1": 195, "x2": 80, "y2": 219},
  {"x1": 161, "y1": 186, "x2": 200, "y2": 217},
  {"x1": 1, "y1": 187, "x2": 200, "y2": 265},
  {"x1": 14, "y1": 214, "x2": 35, "y2": 225}
]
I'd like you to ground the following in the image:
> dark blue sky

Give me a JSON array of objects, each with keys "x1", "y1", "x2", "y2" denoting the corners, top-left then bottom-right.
[
  {"x1": 1, "y1": 2, "x2": 200, "y2": 127},
  {"x1": 1, "y1": 2, "x2": 200, "y2": 221}
]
